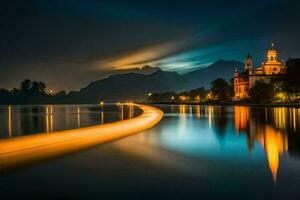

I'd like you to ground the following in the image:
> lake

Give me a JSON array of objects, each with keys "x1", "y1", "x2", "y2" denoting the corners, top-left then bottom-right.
[
  {"x1": 0, "y1": 104, "x2": 141, "y2": 139},
  {"x1": 1, "y1": 104, "x2": 300, "y2": 199}
]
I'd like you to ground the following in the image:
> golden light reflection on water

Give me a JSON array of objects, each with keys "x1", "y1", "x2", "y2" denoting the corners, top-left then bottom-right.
[
  {"x1": 179, "y1": 105, "x2": 187, "y2": 117},
  {"x1": 234, "y1": 106, "x2": 300, "y2": 182},
  {"x1": 101, "y1": 112, "x2": 104, "y2": 125},
  {"x1": 234, "y1": 106, "x2": 250, "y2": 134},
  {"x1": 45, "y1": 107, "x2": 49, "y2": 133},
  {"x1": 195, "y1": 105, "x2": 201, "y2": 118},
  {"x1": 170, "y1": 105, "x2": 300, "y2": 182},
  {"x1": 8, "y1": 106, "x2": 12, "y2": 137},
  {"x1": 260, "y1": 126, "x2": 288, "y2": 182},
  {"x1": 2, "y1": 104, "x2": 140, "y2": 139},
  {"x1": 207, "y1": 106, "x2": 214, "y2": 127},
  {"x1": 77, "y1": 107, "x2": 81, "y2": 128},
  {"x1": 119, "y1": 104, "x2": 124, "y2": 121},
  {"x1": 0, "y1": 104, "x2": 163, "y2": 172},
  {"x1": 50, "y1": 106, "x2": 54, "y2": 132},
  {"x1": 128, "y1": 104, "x2": 134, "y2": 119}
]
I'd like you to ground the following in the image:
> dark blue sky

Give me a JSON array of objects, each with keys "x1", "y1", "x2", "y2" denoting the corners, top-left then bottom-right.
[{"x1": 0, "y1": 0, "x2": 299, "y2": 91}]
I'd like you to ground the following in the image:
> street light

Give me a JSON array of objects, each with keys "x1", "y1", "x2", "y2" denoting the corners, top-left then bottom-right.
[{"x1": 100, "y1": 101, "x2": 104, "y2": 112}]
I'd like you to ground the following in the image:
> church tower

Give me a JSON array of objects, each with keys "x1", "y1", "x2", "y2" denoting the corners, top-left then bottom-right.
[
  {"x1": 267, "y1": 43, "x2": 278, "y2": 62},
  {"x1": 244, "y1": 53, "x2": 253, "y2": 72}
]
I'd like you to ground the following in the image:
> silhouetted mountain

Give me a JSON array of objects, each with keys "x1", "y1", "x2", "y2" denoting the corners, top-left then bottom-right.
[
  {"x1": 67, "y1": 69, "x2": 191, "y2": 103},
  {"x1": 112, "y1": 65, "x2": 160, "y2": 75},
  {"x1": 65, "y1": 59, "x2": 243, "y2": 103},
  {"x1": 184, "y1": 59, "x2": 243, "y2": 88}
]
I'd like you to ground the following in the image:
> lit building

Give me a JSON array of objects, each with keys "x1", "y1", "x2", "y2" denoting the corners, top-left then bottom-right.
[{"x1": 234, "y1": 43, "x2": 286, "y2": 100}]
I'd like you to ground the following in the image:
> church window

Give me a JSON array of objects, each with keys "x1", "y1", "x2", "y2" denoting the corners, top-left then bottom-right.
[{"x1": 271, "y1": 56, "x2": 273, "y2": 61}]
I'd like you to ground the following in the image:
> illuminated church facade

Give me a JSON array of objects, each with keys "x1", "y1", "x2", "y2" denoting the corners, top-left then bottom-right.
[{"x1": 234, "y1": 44, "x2": 286, "y2": 100}]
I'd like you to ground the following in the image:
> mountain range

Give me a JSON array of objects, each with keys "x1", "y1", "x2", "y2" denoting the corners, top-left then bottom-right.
[
  {"x1": 184, "y1": 59, "x2": 244, "y2": 88},
  {"x1": 67, "y1": 59, "x2": 243, "y2": 103}
]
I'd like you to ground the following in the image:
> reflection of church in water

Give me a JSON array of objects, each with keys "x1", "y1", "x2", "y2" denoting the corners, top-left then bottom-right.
[{"x1": 234, "y1": 106, "x2": 300, "y2": 181}]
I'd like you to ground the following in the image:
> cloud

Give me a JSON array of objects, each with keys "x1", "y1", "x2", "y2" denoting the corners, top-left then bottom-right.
[{"x1": 92, "y1": 38, "x2": 195, "y2": 70}]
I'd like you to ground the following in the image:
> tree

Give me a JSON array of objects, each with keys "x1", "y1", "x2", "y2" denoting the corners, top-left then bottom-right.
[
  {"x1": 38, "y1": 82, "x2": 46, "y2": 93},
  {"x1": 54, "y1": 90, "x2": 67, "y2": 97},
  {"x1": 189, "y1": 87, "x2": 208, "y2": 100},
  {"x1": 31, "y1": 81, "x2": 40, "y2": 92},
  {"x1": 0, "y1": 89, "x2": 11, "y2": 104},
  {"x1": 30, "y1": 81, "x2": 46, "y2": 93},
  {"x1": 210, "y1": 78, "x2": 231, "y2": 102},
  {"x1": 148, "y1": 92, "x2": 176, "y2": 102},
  {"x1": 20, "y1": 79, "x2": 31, "y2": 91},
  {"x1": 249, "y1": 80, "x2": 275, "y2": 103},
  {"x1": 284, "y1": 58, "x2": 300, "y2": 103}
]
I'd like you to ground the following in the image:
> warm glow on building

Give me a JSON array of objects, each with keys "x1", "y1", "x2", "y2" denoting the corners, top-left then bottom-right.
[
  {"x1": 195, "y1": 95, "x2": 201, "y2": 101},
  {"x1": 179, "y1": 96, "x2": 188, "y2": 101},
  {"x1": 234, "y1": 43, "x2": 286, "y2": 100},
  {"x1": 206, "y1": 92, "x2": 213, "y2": 100}
]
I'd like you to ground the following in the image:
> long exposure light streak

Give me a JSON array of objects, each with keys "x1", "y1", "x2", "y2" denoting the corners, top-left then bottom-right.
[{"x1": 0, "y1": 104, "x2": 163, "y2": 172}]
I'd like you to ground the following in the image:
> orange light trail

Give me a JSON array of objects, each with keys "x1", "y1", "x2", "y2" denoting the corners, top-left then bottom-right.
[{"x1": 0, "y1": 104, "x2": 163, "y2": 172}]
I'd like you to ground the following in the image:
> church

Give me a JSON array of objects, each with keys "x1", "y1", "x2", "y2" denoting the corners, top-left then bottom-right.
[{"x1": 234, "y1": 44, "x2": 286, "y2": 100}]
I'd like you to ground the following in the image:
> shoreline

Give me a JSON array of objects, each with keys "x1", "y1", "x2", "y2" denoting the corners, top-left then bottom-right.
[
  {"x1": 1, "y1": 102, "x2": 299, "y2": 108},
  {"x1": 144, "y1": 102, "x2": 300, "y2": 108}
]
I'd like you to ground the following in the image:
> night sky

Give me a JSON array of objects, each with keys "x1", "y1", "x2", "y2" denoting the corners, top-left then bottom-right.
[{"x1": 1, "y1": 0, "x2": 299, "y2": 91}]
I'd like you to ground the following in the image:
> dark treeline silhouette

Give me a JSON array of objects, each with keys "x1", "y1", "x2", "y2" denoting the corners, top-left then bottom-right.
[
  {"x1": 0, "y1": 79, "x2": 66, "y2": 104},
  {"x1": 284, "y1": 58, "x2": 300, "y2": 102},
  {"x1": 248, "y1": 81, "x2": 275, "y2": 103},
  {"x1": 148, "y1": 78, "x2": 233, "y2": 104}
]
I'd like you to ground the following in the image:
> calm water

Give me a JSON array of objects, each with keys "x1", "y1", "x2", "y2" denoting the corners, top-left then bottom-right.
[
  {"x1": 0, "y1": 104, "x2": 141, "y2": 139},
  {"x1": 1, "y1": 105, "x2": 300, "y2": 199}
]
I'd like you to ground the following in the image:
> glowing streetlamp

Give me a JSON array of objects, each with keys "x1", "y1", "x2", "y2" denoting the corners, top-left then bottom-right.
[
  {"x1": 148, "y1": 93, "x2": 152, "y2": 97},
  {"x1": 207, "y1": 92, "x2": 213, "y2": 100},
  {"x1": 179, "y1": 96, "x2": 186, "y2": 102},
  {"x1": 100, "y1": 101, "x2": 104, "y2": 112}
]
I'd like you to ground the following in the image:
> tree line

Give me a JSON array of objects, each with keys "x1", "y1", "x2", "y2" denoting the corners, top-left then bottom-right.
[
  {"x1": 0, "y1": 79, "x2": 66, "y2": 104},
  {"x1": 147, "y1": 78, "x2": 233, "y2": 104}
]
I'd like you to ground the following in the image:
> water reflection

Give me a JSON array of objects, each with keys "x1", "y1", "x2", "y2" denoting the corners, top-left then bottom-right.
[
  {"x1": 139, "y1": 105, "x2": 300, "y2": 183},
  {"x1": 77, "y1": 107, "x2": 81, "y2": 128},
  {"x1": 8, "y1": 106, "x2": 12, "y2": 137},
  {"x1": 234, "y1": 106, "x2": 298, "y2": 181},
  {"x1": 0, "y1": 104, "x2": 141, "y2": 139}
]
